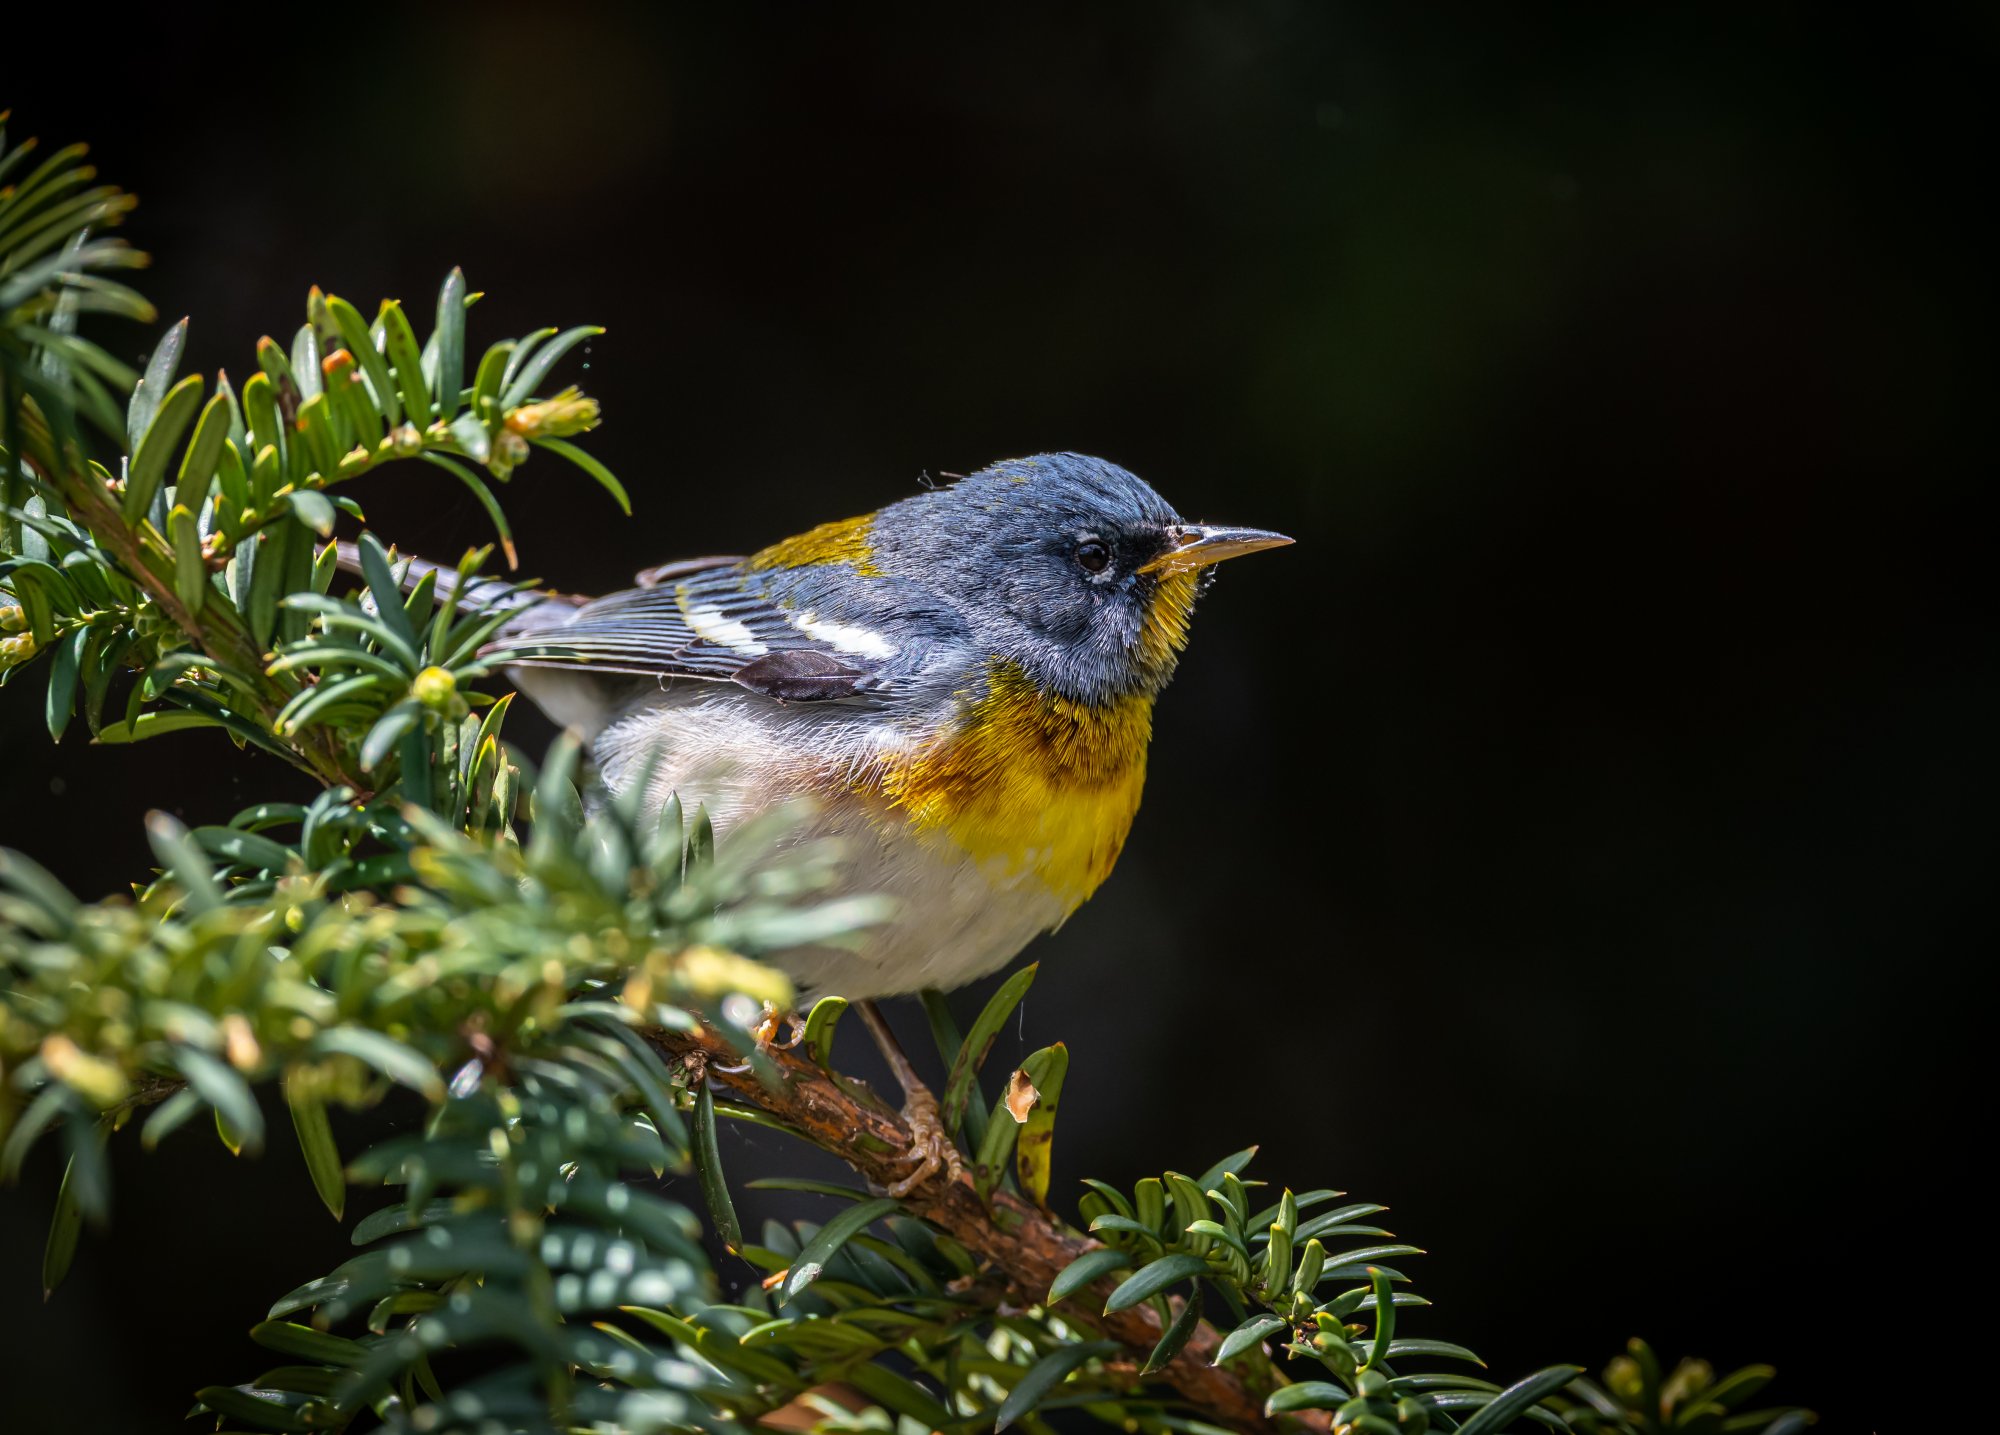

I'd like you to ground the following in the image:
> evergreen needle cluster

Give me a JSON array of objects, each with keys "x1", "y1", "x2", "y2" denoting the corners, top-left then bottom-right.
[{"x1": 0, "y1": 109, "x2": 1813, "y2": 1435}]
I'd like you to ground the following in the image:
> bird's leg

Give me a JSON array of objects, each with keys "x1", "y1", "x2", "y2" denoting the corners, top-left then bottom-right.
[{"x1": 855, "y1": 999, "x2": 964, "y2": 1198}]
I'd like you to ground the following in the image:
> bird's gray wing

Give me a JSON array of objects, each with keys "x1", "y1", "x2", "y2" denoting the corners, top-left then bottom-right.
[{"x1": 484, "y1": 560, "x2": 887, "y2": 701}]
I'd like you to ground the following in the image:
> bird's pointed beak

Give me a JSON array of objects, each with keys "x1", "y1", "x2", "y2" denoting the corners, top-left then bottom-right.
[{"x1": 1138, "y1": 523, "x2": 1295, "y2": 575}]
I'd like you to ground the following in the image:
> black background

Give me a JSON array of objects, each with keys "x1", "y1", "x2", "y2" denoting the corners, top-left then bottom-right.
[{"x1": 0, "y1": 6, "x2": 1985, "y2": 1430}]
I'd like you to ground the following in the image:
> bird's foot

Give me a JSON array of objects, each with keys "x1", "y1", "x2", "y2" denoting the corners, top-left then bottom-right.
[
  {"x1": 753, "y1": 1002, "x2": 804, "y2": 1052},
  {"x1": 885, "y1": 1082, "x2": 964, "y2": 1199}
]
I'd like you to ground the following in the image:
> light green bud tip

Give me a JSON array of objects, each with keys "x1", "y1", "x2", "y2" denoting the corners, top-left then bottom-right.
[
  {"x1": 411, "y1": 665, "x2": 457, "y2": 710},
  {"x1": 0, "y1": 630, "x2": 38, "y2": 670}
]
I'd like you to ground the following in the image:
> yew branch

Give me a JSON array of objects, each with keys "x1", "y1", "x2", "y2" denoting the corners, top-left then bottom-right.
[{"x1": 644, "y1": 1021, "x2": 1325, "y2": 1435}]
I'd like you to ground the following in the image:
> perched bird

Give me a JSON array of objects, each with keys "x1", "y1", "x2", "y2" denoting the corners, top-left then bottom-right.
[{"x1": 363, "y1": 452, "x2": 1288, "y2": 1190}]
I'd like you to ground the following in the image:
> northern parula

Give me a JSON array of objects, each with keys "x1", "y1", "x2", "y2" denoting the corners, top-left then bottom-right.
[
  {"x1": 382, "y1": 453, "x2": 1288, "y2": 1187},
  {"x1": 487, "y1": 451, "x2": 1287, "y2": 995}
]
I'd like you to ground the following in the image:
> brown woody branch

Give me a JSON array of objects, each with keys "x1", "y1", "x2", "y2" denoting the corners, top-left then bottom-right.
[{"x1": 644, "y1": 1022, "x2": 1326, "y2": 1435}]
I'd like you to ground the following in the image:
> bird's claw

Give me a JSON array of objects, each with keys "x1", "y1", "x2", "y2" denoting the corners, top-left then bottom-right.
[
  {"x1": 885, "y1": 1083, "x2": 964, "y2": 1199},
  {"x1": 753, "y1": 1002, "x2": 804, "y2": 1052}
]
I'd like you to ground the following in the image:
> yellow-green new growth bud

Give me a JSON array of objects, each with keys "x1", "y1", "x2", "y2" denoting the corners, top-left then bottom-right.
[
  {"x1": 0, "y1": 630, "x2": 38, "y2": 670},
  {"x1": 506, "y1": 387, "x2": 601, "y2": 441},
  {"x1": 41, "y1": 1034, "x2": 131, "y2": 1108},
  {"x1": 411, "y1": 665, "x2": 458, "y2": 711},
  {"x1": 391, "y1": 423, "x2": 424, "y2": 456},
  {"x1": 1605, "y1": 1355, "x2": 1643, "y2": 1402},
  {"x1": 1660, "y1": 1358, "x2": 1714, "y2": 1409},
  {"x1": 0, "y1": 602, "x2": 24, "y2": 633}
]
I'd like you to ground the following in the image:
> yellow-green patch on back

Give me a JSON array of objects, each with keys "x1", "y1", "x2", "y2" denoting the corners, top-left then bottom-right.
[{"x1": 749, "y1": 514, "x2": 882, "y2": 575}]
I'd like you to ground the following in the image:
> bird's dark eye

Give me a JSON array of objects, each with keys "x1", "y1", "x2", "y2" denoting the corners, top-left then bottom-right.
[{"x1": 1075, "y1": 539, "x2": 1112, "y2": 574}]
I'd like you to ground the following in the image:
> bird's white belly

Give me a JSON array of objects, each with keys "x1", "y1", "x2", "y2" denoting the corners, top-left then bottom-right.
[
  {"x1": 568, "y1": 679, "x2": 1069, "y2": 1001},
  {"x1": 764, "y1": 799, "x2": 1070, "y2": 1000}
]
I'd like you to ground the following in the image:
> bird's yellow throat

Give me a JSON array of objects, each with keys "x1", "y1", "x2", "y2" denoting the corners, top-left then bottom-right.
[{"x1": 866, "y1": 660, "x2": 1158, "y2": 908}]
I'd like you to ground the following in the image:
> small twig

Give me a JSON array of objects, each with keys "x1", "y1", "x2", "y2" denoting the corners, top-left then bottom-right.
[{"x1": 29, "y1": 447, "x2": 359, "y2": 788}]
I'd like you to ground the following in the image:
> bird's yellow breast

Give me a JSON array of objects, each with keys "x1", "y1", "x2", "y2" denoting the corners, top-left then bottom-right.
[{"x1": 864, "y1": 662, "x2": 1153, "y2": 908}]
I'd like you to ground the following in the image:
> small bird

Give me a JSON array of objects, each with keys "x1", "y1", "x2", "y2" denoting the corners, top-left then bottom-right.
[{"x1": 372, "y1": 453, "x2": 1288, "y2": 1190}]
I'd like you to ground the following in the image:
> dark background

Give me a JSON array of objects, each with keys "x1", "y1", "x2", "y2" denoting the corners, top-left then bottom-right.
[{"x1": 1, "y1": 6, "x2": 1985, "y2": 1429}]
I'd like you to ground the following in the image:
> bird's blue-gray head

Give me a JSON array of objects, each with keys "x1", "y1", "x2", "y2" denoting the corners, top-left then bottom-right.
[{"x1": 868, "y1": 453, "x2": 1290, "y2": 705}]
